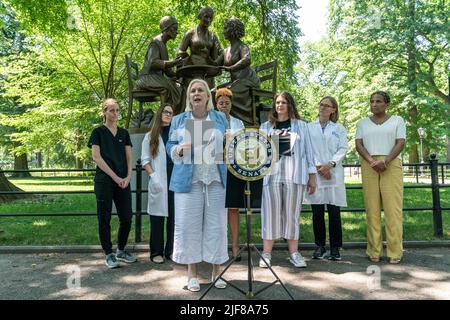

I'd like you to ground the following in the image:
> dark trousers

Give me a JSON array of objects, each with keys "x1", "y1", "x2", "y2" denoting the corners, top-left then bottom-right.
[
  {"x1": 311, "y1": 204, "x2": 343, "y2": 248},
  {"x1": 94, "y1": 179, "x2": 132, "y2": 255},
  {"x1": 149, "y1": 190, "x2": 174, "y2": 259}
]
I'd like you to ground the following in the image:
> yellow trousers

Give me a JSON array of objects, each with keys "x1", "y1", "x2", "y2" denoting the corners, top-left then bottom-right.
[{"x1": 361, "y1": 156, "x2": 403, "y2": 260}]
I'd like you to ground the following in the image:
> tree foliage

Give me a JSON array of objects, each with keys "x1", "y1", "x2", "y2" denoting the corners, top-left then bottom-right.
[{"x1": 0, "y1": 0, "x2": 300, "y2": 167}]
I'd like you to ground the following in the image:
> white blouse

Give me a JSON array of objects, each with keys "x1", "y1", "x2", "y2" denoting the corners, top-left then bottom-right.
[{"x1": 355, "y1": 115, "x2": 406, "y2": 160}]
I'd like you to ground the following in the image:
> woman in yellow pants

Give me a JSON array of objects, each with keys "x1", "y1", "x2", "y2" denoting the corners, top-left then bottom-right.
[{"x1": 355, "y1": 91, "x2": 406, "y2": 264}]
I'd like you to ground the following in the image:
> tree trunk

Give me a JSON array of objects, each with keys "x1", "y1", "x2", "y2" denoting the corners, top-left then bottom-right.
[
  {"x1": 0, "y1": 171, "x2": 30, "y2": 203},
  {"x1": 446, "y1": 135, "x2": 450, "y2": 162},
  {"x1": 446, "y1": 76, "x2": 450, "y2": 162},
  {"x1": 36, "y1": 152, "x2": 43, "y2": 168},
  {"x1": 406, "y1": 0, "x2": 419, "y2": 164},
  {"x1": 75, "y1": 130, "x2": 83, "y2": 169},
  {"x1": 12, "y1": 152, "x2": 31, "y2": 178}
]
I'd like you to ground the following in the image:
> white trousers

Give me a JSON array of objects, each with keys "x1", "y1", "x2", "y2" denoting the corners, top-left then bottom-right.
[
  {"x1": 172, "y1": 181, "x2": 228, "y2": 264},
  {"x1": 261, "y1": 183, "x2": 304, "y2": 240}
]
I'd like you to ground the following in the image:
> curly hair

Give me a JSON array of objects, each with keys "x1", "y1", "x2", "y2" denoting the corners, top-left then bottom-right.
[{"x1": 224, "y1": 17, "x2": 245, "y2": 39}]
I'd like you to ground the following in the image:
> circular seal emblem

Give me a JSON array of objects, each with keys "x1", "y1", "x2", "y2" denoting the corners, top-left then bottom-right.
[{"x1": 225, "y1": 128, "x2": 277, "y2": 181}]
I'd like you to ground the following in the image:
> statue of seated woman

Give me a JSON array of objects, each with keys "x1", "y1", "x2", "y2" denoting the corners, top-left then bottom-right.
[
  {"x1": 215, "y1": 17, "x2": 260, "y2": 126},
  {"x1": 136, "y1": 16, "x2": 183, "y2": 113},
  {"x1": 177, "y1": 7, "x2": 222, "y2": 90}
]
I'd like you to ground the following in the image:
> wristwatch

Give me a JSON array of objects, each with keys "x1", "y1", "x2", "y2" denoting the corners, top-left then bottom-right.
[{"x1": 329, "y1": 161, "x2": 336, "y2": 167}]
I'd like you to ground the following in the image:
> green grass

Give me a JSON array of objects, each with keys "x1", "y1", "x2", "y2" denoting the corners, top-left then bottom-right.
[{"x1": 0, "y1": 177, "x2": 448, "y2": 245}]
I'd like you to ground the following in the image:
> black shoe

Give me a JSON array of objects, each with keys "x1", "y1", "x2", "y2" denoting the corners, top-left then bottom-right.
[
  {"x1": 328, "y1": 247, "x2": 341, "y2": 261},
  {"x1": 232, "y1": 253, "x2": 242, "y2": 262},
  {"x1": 312, "y1": 246, "x2": 327, "y2": 259}
]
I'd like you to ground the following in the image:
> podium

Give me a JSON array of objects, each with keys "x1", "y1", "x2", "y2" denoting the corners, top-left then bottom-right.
[{"x1": 200, "y1": 128, "x2": 294, "y2": 300}]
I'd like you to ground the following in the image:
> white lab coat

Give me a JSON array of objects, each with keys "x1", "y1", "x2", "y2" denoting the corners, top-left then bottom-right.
[
  {"x1": 141, "y1": 133, "x2": 168, "y2": 217},
  {"x1": 303, "y1": 119, "x2": 348, "y2": 207},
  {"x1": 229, "y1": 115, "x2": 244, "y2": 133}
]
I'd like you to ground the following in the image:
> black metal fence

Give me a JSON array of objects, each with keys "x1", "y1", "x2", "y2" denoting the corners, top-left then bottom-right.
[{"x1": 0, "y1": 155, "x2": 449, "y2": 242}]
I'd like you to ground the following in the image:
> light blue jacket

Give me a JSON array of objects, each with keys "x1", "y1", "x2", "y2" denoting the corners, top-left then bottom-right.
[
  {"x1": 166, "y1": 110, "x2": 228, "y2": 193},
  {"x1": 260, "y1": 119, "x2": 317, "y2": 186}
]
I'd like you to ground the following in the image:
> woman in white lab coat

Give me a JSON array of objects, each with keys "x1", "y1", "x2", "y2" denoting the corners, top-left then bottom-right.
[
  {"x1": 304, "y1": 96, "x2": 348, "y2": 261},
  {"x1": 141, "y1": 103, "x2": 175, "y2": 264}
]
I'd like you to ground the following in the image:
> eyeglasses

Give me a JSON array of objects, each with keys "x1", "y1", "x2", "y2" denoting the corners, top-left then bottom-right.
[
  {"x1": 162, "y1": 110, "x2": 173, "y2": 116},
  {"x1": 319, "y1": 103, "x2": 334, "y2": 109}
]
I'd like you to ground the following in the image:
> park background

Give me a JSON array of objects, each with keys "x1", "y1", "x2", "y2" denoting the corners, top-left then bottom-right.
[{"x1": 0, "y1": 0, "x2": 448, "y2": 245}]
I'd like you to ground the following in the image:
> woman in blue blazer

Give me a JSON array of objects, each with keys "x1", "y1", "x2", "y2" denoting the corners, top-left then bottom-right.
[{"x1": 166, "y1": 79, "x2": 228, "y2": 292}]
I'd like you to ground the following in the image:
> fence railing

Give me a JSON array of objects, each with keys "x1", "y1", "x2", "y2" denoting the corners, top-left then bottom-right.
[{"x1": 1, "y1": 155, "x2": 449, "y2": 242}]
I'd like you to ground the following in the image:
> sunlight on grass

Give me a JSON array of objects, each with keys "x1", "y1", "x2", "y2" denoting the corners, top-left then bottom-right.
[
  {"x1": 0, "y1": 176, "x2": 448, "y2": 245},
  {"x1": 32, "y1": 220, "x2": 49, "y2": 227}
]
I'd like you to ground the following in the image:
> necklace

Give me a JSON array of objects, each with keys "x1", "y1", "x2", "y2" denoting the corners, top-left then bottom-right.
[{"x1": 370, "y1": 114, "x2": 391, "y2": 125}]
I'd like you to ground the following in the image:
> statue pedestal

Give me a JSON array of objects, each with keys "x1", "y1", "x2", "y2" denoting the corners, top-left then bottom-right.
[{"x1": 129, "y1": 131, "x2": 149, "y2": 214}]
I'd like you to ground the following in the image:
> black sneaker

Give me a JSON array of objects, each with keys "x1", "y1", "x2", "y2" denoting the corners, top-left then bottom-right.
[
  {"x1": 328, "y1": 247, "x2": 341, "y2": 261},
  {"x1": 312, "y1": 246, "x2": 327, "y2": 259}
]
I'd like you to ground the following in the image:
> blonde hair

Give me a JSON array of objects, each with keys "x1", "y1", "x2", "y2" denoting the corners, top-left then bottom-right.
[
  {"x1": 102, "y1": 98, "x2": 119, "y2": 122},
  {"x1": 184, "y1": 79, "x2": 214, "y2": 112},
  {"x1": 215, "y1": 87, "x2": 233, "y2": 100},
  {"x1": 102, "y1": 98, "x2": 119, "y2": 111},
  {"x1": 319, "y1": 96, "x2": 339, "y2": 123}
]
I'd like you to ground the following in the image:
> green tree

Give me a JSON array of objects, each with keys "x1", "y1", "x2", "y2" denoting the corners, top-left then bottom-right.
[
  {"x1": 2, "y1": 0, "x2": 301, "y2": 168},
  {"x1": 329, "y1": 0, "x2": 450, "y2": 162}
]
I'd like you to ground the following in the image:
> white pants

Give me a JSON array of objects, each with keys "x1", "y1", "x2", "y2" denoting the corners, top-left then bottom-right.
[
  {"x1": 261, "y1": 183, "x2": 304, "y2": 240},
  {"x1": 172, "y1": 182, "x2": 228, "y2": 264}
]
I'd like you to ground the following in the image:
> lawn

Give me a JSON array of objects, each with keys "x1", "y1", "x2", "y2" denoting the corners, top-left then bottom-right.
[{"x1": 0, "y1": 176, "x2": 448, "y2": 245}]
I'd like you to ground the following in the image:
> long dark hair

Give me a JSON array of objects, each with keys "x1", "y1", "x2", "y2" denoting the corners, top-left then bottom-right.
[
  {"x1": 149, "y1": 103, "x2": 173, "y2": 158},
  {"x1": 269, "y1": 91, "x2": 300, "y2": 125}
]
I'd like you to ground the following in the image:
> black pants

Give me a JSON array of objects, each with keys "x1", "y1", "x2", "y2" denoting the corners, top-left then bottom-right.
[
  {"x1": 149, "y1": 190, "x2": 174, "y2": 259},
  {"x1": 311, "y1": 204, "x2": 343, "y2": 248},
  {"x1": 94, "y1": 179, "x2": 132, "y2": 255}
]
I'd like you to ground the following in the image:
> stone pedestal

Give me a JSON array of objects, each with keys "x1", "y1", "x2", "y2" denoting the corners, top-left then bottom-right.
[{"x1": 129, "y1": 128, "x2": 150, "y2": 214}]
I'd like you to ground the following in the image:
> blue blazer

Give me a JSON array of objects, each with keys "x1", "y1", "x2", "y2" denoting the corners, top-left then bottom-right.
[{"x1": 166, "y1": 110, "x2": 228, "y2": 193}]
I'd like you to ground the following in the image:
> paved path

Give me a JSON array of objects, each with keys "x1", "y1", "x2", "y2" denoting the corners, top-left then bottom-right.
[{"x1": 1, "y1": 247, "x2": 449, "y2": 300}]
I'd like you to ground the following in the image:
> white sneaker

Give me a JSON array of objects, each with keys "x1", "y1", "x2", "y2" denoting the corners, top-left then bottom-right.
[
  {"x1": 259, "y1": 252, "x2": 272, "y2": 268},
  {"x1": 289, "y1": 252, "x2": 307, "y2": 268}
]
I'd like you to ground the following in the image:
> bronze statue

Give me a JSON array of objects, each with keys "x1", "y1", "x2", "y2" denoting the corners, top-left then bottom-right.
[
  {"x1": 216, "y1": 17, "x2": 260, "y2": 126},
  {"x1": 136, "y1": 16, "x2": 183, "y2": 113},
  {"x1": 177, "y1": 6, "x2": 222, "y2": 89}
]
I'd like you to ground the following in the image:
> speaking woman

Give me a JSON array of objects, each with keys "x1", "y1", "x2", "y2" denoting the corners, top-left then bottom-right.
[{"x1": 167, "y1": 79, "x2": 229, "y2": 292}]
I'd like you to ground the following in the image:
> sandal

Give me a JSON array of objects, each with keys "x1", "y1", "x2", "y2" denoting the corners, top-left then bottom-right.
[
  {"x1": 187, "y1": 278, "x2": 200, "y2": 292},
  {"x1": 211, "y1": 275, "x2": 227, "y2": 289},
  {"x1": 232, "y1": 247, "x2": 242, "y2": 262},
  {"x1": 389, "y1": 258, "x2": 401, "y2": 264},
  {"x1": 232, "y1": 253, "x2": 242, "y2": 262},
  {"x1": 368, "y1": 256, "x2": 380, "y2": 263}
]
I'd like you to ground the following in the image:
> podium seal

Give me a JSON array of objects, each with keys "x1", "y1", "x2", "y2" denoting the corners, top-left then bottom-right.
[{"x1": 225, "y1": 128, "x2": 277, "y2": 181}]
